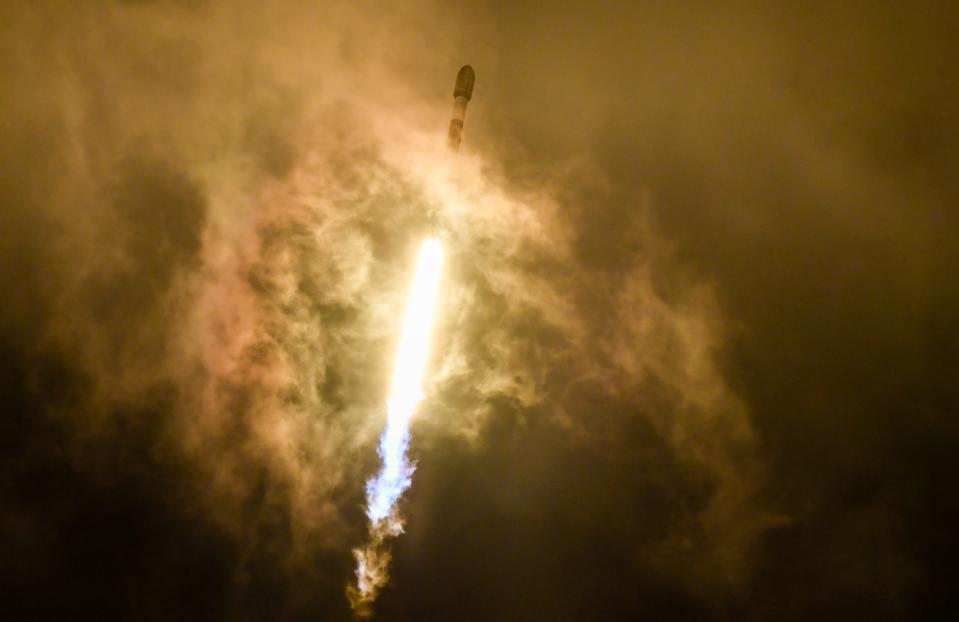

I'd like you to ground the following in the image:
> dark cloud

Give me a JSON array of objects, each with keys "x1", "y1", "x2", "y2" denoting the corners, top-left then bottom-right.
[{"x1": 1, "y1": 1, "x2": 957, "y2": 620}]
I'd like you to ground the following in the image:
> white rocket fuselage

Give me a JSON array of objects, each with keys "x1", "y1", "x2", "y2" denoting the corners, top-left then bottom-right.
[{"x1": 447, "y1": 65, "x2": 475, "y2": 152}]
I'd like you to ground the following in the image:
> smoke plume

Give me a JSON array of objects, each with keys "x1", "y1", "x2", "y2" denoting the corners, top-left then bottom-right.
[{"x1": 3, "y1": 1, "x2": 956, "y2": 620}]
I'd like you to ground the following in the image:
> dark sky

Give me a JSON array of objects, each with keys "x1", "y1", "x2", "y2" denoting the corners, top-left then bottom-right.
[{"x1": 2, "y1": 1, "x2": 958, "y2": 620}]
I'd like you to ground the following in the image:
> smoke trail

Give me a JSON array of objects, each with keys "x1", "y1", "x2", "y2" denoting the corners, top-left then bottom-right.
[{"x1": 350, "y1": 238, "x2": 445, "y2": 614}]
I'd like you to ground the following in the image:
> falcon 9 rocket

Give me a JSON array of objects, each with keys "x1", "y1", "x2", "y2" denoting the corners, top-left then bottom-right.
[{"x1": 447, "y1": 65, "x2": 475, "y2": 152}]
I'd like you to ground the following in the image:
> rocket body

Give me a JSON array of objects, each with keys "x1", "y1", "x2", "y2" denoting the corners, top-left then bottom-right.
[{"x1": 447, "y1": 65, "x2": 475, "y2": 152}]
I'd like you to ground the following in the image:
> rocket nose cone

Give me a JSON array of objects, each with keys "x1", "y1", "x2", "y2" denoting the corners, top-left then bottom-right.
[{"x1": 453, "y1": 65, "x2": 475, "y2": 100}]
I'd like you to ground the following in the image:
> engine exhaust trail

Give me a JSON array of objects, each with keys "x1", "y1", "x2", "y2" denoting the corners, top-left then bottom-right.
[
  {"x1": 350, "y1": 239, "x2": 444, "y2": 613},
  {"x1": 349, "y1": 66, "x2": 473, "y2": 616}
]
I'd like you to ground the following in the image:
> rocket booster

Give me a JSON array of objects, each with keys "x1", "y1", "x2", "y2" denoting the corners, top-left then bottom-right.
[{"x1": 447, "y1": 65, "x2": 475, "y2": 152}]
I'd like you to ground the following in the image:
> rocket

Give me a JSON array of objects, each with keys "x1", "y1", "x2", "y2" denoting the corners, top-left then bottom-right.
[
  {"x1": 447, "y1": 65, "x2": 475, "y2": 152},
  {"x1": 428, "y1": 65, "x2": 474, "y2": 231}
]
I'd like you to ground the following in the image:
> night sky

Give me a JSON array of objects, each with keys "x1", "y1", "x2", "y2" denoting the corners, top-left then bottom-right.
[{"x1": 2, "y1": 1, "x2": 958, "y2": 620}]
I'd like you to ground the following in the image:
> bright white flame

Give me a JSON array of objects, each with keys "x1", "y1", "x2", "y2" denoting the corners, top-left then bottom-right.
[
  {"x1": 352, "y1": 238, "x2": 444, "y2": 609},
  {"x1": 366, "y1": 238, "x2": 443, "y2": 523}
]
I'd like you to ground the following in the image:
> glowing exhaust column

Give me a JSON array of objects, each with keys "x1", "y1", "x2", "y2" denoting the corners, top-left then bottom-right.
[
  {"x1": 352, "y1": 238, "x2": 444, "y2": 608},
  {"x1": 351, "y1": 65, "x2": 473, "y2": 615},
  {"x1": 366, "y1": 238, "x2": 444, "y2": 524}
]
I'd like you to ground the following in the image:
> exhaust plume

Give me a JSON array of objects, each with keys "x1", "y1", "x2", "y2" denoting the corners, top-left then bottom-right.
[{"x1": 350, "y1": 238, "x2": 445, "y2": 614}]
